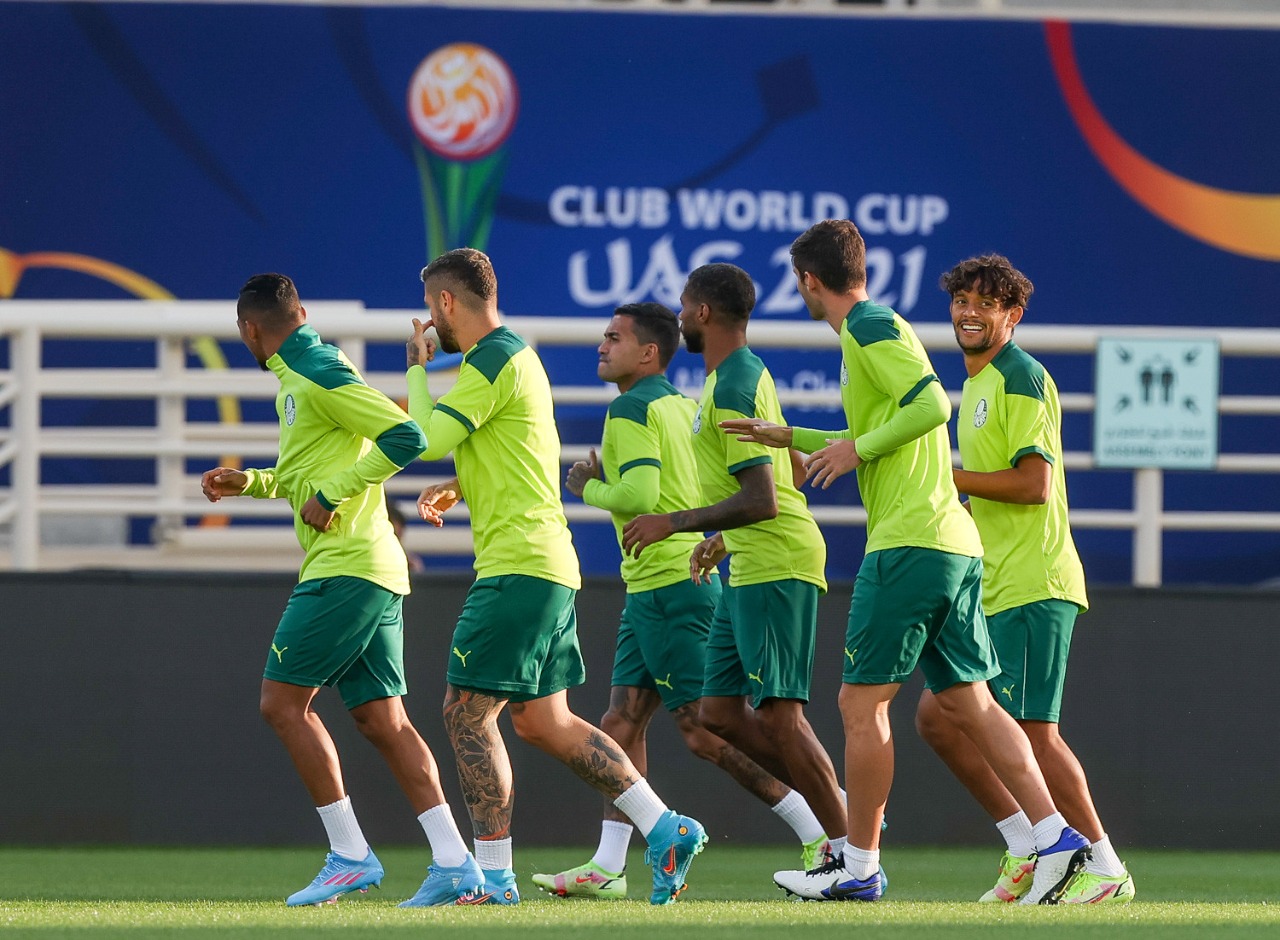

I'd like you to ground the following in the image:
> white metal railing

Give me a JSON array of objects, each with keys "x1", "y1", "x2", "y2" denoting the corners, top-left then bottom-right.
[{"x1": 1, "y1": 301, "x2": 1278, "y2": 584}]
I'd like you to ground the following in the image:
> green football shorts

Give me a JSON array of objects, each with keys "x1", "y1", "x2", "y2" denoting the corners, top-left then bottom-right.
[
  {"x1": 264, "y1": 575, "x2": 407, "y2": 710},
  {"x1": 611, "y1": 575, "x2": 721, "y2": 711},
  {"x1": 844, "y1": 547, "x2": 999, "y2": 693},
  {"x1": 986, "y1": 598, "x2": 1080, "y2": 723},
  {"x1": 702, "y1": 579, "x2": 819, "y2": 708},
  {"x1": 447, "y1": 574, "x2": 585, "y2": 703}
]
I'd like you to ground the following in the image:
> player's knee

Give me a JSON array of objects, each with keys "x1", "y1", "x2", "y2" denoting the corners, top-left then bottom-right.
[
  {"x1": 914, "y1": 695, "x2": 947, "y2": 746},
  {"x1": 697, "y1": 700, "x2": 735, "y2": 739},
  {"x1": 601, "y1": 709, "x2": 643, "y2": 750},
  {"x1": 351, "y1": 709, "x2": 399, "y2": 746},
  {"x1": 677, "y1": 720, "x2": 721, "y2": 763},
  {"x1": 755, "y1": 704, "x2": 803, "y2": 744},
  {"x1": 1019, "y1": 719, "x2": 1060, "y2": 754},
  {"x1": 509, "y1": 710, "x2": 548, "y2": 748}
]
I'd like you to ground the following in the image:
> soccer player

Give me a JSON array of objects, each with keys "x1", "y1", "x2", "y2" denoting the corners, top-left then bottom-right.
[
  {"x1": 532, "y1": 303, "x2": 831, "y2": 899},
  {"x1": 913, "y1": 254, "x2": 1134, "y2": 903},
  {"x1": 729, "y1": 220, "x2": 1089, "y2": 904},
  {"x1": 404, "y1": 248, "x2": 706, "y2": 906},
  {"x1": 199, "y1": 273, "x2": 478, "y2": 907},
  {"x1": 621, "y1": 264, "x2": 848, "y2": 858}
]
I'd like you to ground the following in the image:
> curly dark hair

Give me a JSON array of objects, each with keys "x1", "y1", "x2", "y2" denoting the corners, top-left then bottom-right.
[
  {"x1": 940, "y1": 254, "x2": 1034, "y2": 309},
  {"x1": 683, "y1": 263, "x2": 756, "y2": 323}
]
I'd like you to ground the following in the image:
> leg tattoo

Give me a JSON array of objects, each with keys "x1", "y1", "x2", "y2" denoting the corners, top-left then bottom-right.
[
  {"x1": 442, "y1": 685, "x2": 514, "y2": 840},
  {"x1": 673, "y1": 703, "x2": 790, "y2": 806}
]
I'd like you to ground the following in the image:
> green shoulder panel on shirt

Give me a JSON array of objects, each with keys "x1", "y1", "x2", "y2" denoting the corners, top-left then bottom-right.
[
  {"x1": 278, "y1": 325, "x2": 363, "y2": 390},
  {"x1": 464, "y1": 326, "x2": 528, "y2": 384},
  {"x1": 607, "y1": 393, "x2": 651, "y2": 426},
  {"x1": 712, "y1": 348, "x2": 764, "y2": 417},
  {"x1": 844, "y1": 302, "x2": 901, "y2": 347},
  {"x1": 607, "y1": 373, "x2": 682, "y2": 426},
  {"x1": 991, "y1": 342, "x2": 1046, "y2": 402}
]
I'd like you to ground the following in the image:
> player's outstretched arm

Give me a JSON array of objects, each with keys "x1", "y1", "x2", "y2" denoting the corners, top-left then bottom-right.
[
  {"x1": 621, "y1": 463, "x2": 777, "y2": 558},
  {"x1": 719, "y1": 418, "x2": 793, "y2": 449}
]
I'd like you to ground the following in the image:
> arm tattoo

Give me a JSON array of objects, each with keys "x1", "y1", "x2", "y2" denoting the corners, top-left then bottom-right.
[
  {"x1": 442, "y1": 685, "x2": 514, "y2": 840},
  {"x1": 668, "y1": 464, "x2": 778, "y2": 533}
]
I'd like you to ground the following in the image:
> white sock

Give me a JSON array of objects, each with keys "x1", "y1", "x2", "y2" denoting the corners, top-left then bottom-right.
[
  {"x1": 829, "y1": 836, "x2": 847, "y2": 856},
  {"x1": 1085, "y1": 834, "x2": 1126, "y2": 877},
  {"x1": 841, "y1": 844, "x2": 880, "y2": 880},
  {"x1": 613, "y1": 779, "x2": 669, "y2": 838},
  {"x1": 1031, "y1": 812, "x2": 1070, "y2": 853},
  {"x1": 417, "y1": 803, "x2": 469, "y2": 869},
  {"x1": 316, "y1": 795, "x2": 369, "y2": 861},
  {"x1": 771, "y1": 790, "x2": 826, "y2": 843},
  {"x1": 996, "y1": 811, "x2": 1036, "y2": 857},
  {"x1": 591, "y1": 820, "x2": 633, "y2": 875},
  {"x1": 474, "y1": 837, "x2": 512, "y2": 872}
]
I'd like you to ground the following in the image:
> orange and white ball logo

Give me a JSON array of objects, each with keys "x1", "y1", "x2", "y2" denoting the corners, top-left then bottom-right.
[{"x1": 407, "y1": 43, "x2": 518, "y2": 161}]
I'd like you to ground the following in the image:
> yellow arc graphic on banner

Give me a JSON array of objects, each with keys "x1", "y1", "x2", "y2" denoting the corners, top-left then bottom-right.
[
  {"x1": 1, "y1": 247, "x2": 241, "y2": 526},
  {"x1": 1046, "y1": 20, "x2": 1280, "y2": 262}
]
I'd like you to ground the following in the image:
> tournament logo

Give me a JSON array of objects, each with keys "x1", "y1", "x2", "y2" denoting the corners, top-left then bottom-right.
[
  {"x1": 284, "y1": 393, "x2": 297, "y2": 426},
  {"x1": 407, "y1": 44, "x2": 519, "y2": 261},
  {"x1": 973, "y1": 398, "x2": 988, "y2": 428}
]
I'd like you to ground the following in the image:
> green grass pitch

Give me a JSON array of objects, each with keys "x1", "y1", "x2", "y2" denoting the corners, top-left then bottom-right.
[{"x1": 1, "y1": 845, "x2": 1276, "y2": 938}]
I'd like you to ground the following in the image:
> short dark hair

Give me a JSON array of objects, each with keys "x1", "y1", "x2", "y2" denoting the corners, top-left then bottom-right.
[
  {"x1": 790, "y1": 219, "x2": 867, "y2": 293},
  {"x1": 615, "y1": 302, "x2": 680, "y2": 369},
  {"x1": 940, "y1": 254, "x2": 1034, "y2": 309},
  {"x1": 683, "y1": 263, "x2": 755, "y2": 323},
  {"x1": 237, "y1": 273, "x2": 302, "y2": 328},
  {"x1": 420, "y1": 248, "x2": 497, "y2": 303}
]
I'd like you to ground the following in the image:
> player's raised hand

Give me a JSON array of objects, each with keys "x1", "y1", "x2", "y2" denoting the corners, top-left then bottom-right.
[
  {"x1": 406, "y1": 317, "x2": 437, "y2": 368},
  {"x1": 689, "y1": 532, "x2": 727, "y2": 585},
  {"x1": 300, "y1": 495, "x2": 335, "y2": 533},
  {"x1": 200, "y1": 467, "x2": 248, "y2": 502},
  {"x1": 418, "y1": 477, "x2": 462, "y2": 527},
  {"x1": 564, "y1": 448, "x2": 601, "y2": 497},
  {"x1": 719, "y1": 418, "x2": 793, "y2": 448},
  {"x1": 805, "y1": 439, "x2": 862, "y2": 489},
  {"x1": 622, "y1": 512, "x2": 675, "y2": 558}
]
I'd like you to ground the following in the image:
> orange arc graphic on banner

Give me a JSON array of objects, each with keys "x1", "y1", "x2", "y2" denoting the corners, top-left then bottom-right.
[
  {"x1": 1046, "y1": 20, "x2": 1280, "y2": 262},
  {"x1": 1, "y1": 247, "x2": 241, "y2": 527}
]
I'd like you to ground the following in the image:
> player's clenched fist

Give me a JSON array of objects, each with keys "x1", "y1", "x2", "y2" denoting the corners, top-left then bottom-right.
[
  {"x1": 201, "y1": 467, "x2": 248, "y2": 502},
  {"x1": 621, "y1": 512, "x2": 674, "y2": 558}
]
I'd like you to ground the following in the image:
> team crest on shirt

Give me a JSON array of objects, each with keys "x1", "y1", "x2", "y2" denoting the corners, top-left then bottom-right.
[
  {"x1": 692, "y1": 405, "x2": 703, "y2": 434},
  {"x1": 284, "y1": 393, "x2": 297, "y2": 426},
  {"x1": 973, "y1": 398, "x2": 988, "y2": 428},
  {"x1": 840, "y1": 360, "x2": 848, "y2": 387}
]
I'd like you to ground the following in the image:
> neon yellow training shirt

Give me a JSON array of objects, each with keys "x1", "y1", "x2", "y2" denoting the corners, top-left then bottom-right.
[
  {"x1": 241, "y1": 324, "x2": 426, "y2": 594},
  {"x1": 583, "y1": 373, "x2": 705, "y2": 593},
  {"x1": 693, "y1": 346, "x2": 827, "y2": 591},
  {"x1": 957, "y1": 341, "x2": 1087, "y2": 615},
  {"x1": 792, "y1": 301, "x2": 983, "y2": 558},
  {"x1": 407, "y1": 326, "x2": 580, "y2": 589}
]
